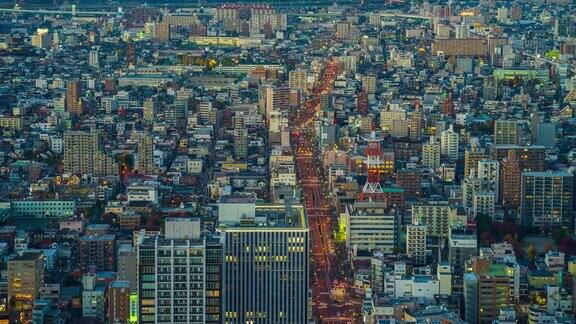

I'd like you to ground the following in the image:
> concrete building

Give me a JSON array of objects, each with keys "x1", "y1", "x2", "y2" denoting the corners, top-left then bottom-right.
[
  {"x1": 79, "y1": 234, "x2": 116, "y2": 272},
  {"x1": 406, "y1": 223, "x2": 427, "y2": 265},
  {"x1": 494, "y1": 120, "x2": 520, "y2": 145},
  {"x1": 411, "y1": 202, "x2": 454, "y2": 238},
  {"x1": 520, "y1": 171, "x2": 574, "y2": 229},
  {"x1": 63, "y1": 131, "x2": 117, "y2": 176},
  {"x1": 440, "y1": 125, "x2": 459, "y2": 162},
  {"x1": 108, "y1": 280, "x2": 131, "y2": 324},
  {"x1": 218, "y1": 203, "x2": 309, "y2": 323},
  {"x1": 345, "y1": 201, "x2": 397, "y2": 256},
  {"x1": 138, "y1": 135, "x2": 158, "y2": 175},
  {"x1": 8, "y1": 252, "x2": 45, "y2": 313}
]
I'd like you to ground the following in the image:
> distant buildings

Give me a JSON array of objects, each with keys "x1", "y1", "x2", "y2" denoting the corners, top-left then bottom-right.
[{"x1": 63, "y1": 131, "x2": 117, "y2": 176}]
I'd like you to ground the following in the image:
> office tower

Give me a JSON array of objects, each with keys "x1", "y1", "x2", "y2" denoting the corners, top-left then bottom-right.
[
  {"x1": 422, "y1": 137, "x2": 441, "y2": 169},
  {"x1": 361, "y1": 74, "x2": 377, "y2": 94},
  {"x1": 8, "y1": 252, "x2": 45, "y2": 313},
  {"x1": 138, "y1": 135, "x2": 158, "y2": 175},
  {"x1": 218, "y1": 199, "x2": 309, "y2": 323},
  {"x1": 288, "y1": 68, "x2": 307, "y2": 92},
  {"x1": 441, "y1": 125, "x2": 459, "y2": 162},
  {"x1": 477, "y1": 160, "x2": 500, "y2": 202},
  {"x1": 66, "y1": 79, "x2": 83, "y2": 115},
  {"x1": 233, "y1": 113, "x2": 248, "y2": 160},
  {"x1": 108, "y1": 281, "x2": 131, "y2": 324},
  {"x1": 138, "y1": 218, "x2": 207, "y2": 324},
  {"x1": 494, "y1": 120, "x2": 520, "y2": 145},
  {"x1": 500, "y1": 151, "x2": 522, "y2": 209},
  {"x1": 116, "y1": 244, "x2": 137, "y2": 293},
  {"x1": 63, "y1": 131, "x2": 117, "y2": 176},
  {"x1": 406, "y1": 223, "x2": 427, "y2": 265},
  {"x1": 409, "y1": 107, "x2": 423, "y2": 142},
  {"x1": 89, "y1": 49, "x2": 99, "y2": 67},
  {"x1": 143, "y1": 97, "x2": 157, "y2": 123},
  {"x1": 464, "y1": 139, "x2": 487, "y2": 177},
  {"x1": 205, "y1": 238, "x2": 223, "y2": 324},
  {"x1": 412, "y1": 202, "x2": 454, "y2": 238},
  {"x1": 520, "y1": 171, "x2": 574, "y2": 229},
  {"x1": 464, "y1": 259, "x2": 514, "y2": 323},
  {"x1": 79, "y1": 234, "x2": 116, "y2": 272},
  {"x1": 82, "y1": 274, "x2": 106, "y2": 319},
  {"x1": 345, "y1": 201, "x2": 397, "y2": 255}
]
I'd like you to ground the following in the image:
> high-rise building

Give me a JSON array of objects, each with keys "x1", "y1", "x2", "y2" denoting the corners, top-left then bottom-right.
[
  {"x1": 63, "y1": 131, "x2": 117, "y2": 176},
  {"x1": 137, "y1": 218, "x2": 211, "y2": 324},
  {"x1": 494, "y1": 120, "x2": 520, "y2": 145},
  {"x1": 406, "y1": 223, "x2": 427, "y2": 265},
  {"x1": 449, "y1": 228, "x2": 477, "y2": 275},
  {"x1": 143, "y1": 97, "x2": 157, "y2": 123},
  {"x1": 520, "y1": 171, "x2": 574, "y2": 229},
  {"x1": 79, "y1": 234, "x2": 116, "y2": 272},
  {"x1": 464, "y1": 139, "x2": 487, "y2": 177},
  {"x1": 409, "y1": 107, "x2": 423, "y2": 142},
  {"x1": 8, "y1": 252, "x2": 45, "y2": 314},
  {"x1": 422, "y1": 137, "x2": 441, "y2": 169},
  {"x1": 492, "y1": 145, "x2": 546, "y2": 172},
  {"x1": 138, "y1": 135, "x2": 157, "y2": 175},
  {"x1": 233, "y1": 113, "x2": 248, "y2": 160},
  {"x1": 108, "y1": 281, "x2": 131, "y2": 324},
  {"x1": 218, "y1": 199, "x2": 309, "y2": 323},
  {"x1": 345, "y1": 201, "x2": 397, "y2": 255},
  {"x1": 154, "y1": 16, "x2": 171, "y2": 42},
  {"x1": 361, "y1": 74, "x2": 377, "y2": 94},
  {"x1": 441, "y1": 125, "x2": 459, "y2": 162},
  {"x1": 288, "y1": 68, "x2": 307, "y2": 93},
  {"x1": 500, "y1": 151, "x2": 522, "y2": 209},
  {"x1": 477, "y1": 160, "x2": 500, "y2": 203},
  {"x1": 198, "y1": 101, "x2": 214, "y2": 125},
  {"x1": 412, "y1": 202, "x2": 454, "y2": 238},
  {"x1": 82, "y1": 274, "x2": 106, "y2": 319},
  {"x1": 66, "y1": 80, "x2": 83, "y2": 115},
  {"x1": 530, "y1": 110, "x2": 541, "y2": 144},
  {"x1": 464, "y1": 259, "x2": 514, "y2": 323},
  {"x1": 89, "y1": 49, "x2": 99, "y2": 67},
  {"x1": 116, "y1": 244, "x2": 137, "y2": 293}
]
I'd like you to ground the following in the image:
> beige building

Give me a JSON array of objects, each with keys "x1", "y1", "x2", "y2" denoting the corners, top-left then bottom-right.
[
  {"x1": 63, "y1": 131, "x2": 117, "y2": 176},
  {"x1": 8, "y1": 252, "x2": 45, "y2": 312}
]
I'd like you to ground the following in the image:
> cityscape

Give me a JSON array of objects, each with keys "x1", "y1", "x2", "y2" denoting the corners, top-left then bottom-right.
[{"x1": 0, "y1": 0, "x2": 575, "y2": 323}]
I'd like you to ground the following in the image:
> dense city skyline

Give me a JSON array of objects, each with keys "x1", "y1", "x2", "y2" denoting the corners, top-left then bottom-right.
[{"x1": 0, "y1": 0, "x2": 575, "y2": 323}]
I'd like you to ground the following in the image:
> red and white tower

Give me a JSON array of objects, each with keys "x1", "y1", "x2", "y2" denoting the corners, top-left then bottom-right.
[{"x1": 359, "y1": 132, "x2": 384, "y2": 201}]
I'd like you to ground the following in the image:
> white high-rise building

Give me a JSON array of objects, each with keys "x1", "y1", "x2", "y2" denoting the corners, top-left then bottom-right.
[
  {"x1": 441, "y1": 125, "x2": 459, "y2": 162},
  {"x1": 345, "y1": 201, "x2": 397, "y2": 255}
]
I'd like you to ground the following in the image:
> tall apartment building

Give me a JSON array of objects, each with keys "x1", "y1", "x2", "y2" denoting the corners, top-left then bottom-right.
[
  {"x1": 218, "y1": 199, "x2": 309, "y2": 323},
  {"x1": 198, "y1": 101, "x2": 214, "y2": 125},
  {"x1": 288, "y1": 68, "x2": 307, "y2": 93},
  {"x1": 409, "y1": 108, "x2": 423, "y2": 142},
  {"x1": 345, "y1": 201, "x2": 397, "y2": 255},
  {"x1": 233, "y1": 112, "x2": 248, "y2": 160},
  {"x1": 464, "y1": 258, "x2": 514, "y2": 323},
  {"x1": 500, "y1": 151, "x2": 522, "y2": 209},
  {"x1": 138, "y1": 135, "x2": 157, "y2": 175},
  {"x1": 520, "y1": 171, "x2": 574, "y2": 229},
  {"x1": 8, "y1": 252, "x2": 45, "y2": 313},
  {"x1": 464, "y1": 139, "x2": 487, "y2": 177},
  {"x1": 137, "y1": 218, "x2": 218, "y2": 324},
  {"x1": 66, "y1": 79, "x2": 83, "y2": 115},
  {"x1": 143, "y1": 97, "x2": 157, "y2": 123},
  {"x1": 411, "y1": 202, "x2": 454, "y2": 238},
  {"x1": 422, "y1": 137, "x2": 441, "y2": 169},
  {"x1": 406, "y1": 223, "x2": 427, "y2": 265},
  {"x1": 492, "y1": 145, "x2": 546, "y2": 172},
  {"x1": 449, "y1": 228, "x2": 477, "y2": 275},
  {"x1": 477, "y1": 160, "x2": 500, "y2": 203},
  {"x1": 108, "y1": 280, "x2": 131, "y2": 324},
  {"x1": 494, "y1": 120, "x2": 520, "y2": 145},
  {"x1": 440, "y1": 125, "x2": 459, "y2": 161},
  {"x1": 63, "y1": 131, "x2": 117, "y2": 176},
  {"x1": 361, "y1": 74, "x2": 377, "y2": 94},
  {"x1": 79, "y1": 234, "x2": 116, "y2": 272},
  {"x1": 260, "y1": 85, "x2": 291, "y2": 118}
]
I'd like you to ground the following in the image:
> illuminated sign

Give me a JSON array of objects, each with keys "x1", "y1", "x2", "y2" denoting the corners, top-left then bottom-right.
[{"x1": 129, "y1": 294, "x2": 138, "y2": 323}]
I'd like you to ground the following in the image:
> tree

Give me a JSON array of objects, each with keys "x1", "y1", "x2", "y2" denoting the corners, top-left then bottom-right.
[
  {"x1": 552, "y1": 228, "x2": 568, "y2": 243},
  {"x1": 527, "y1": 245, "x2": 536, "y2": 260}
]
